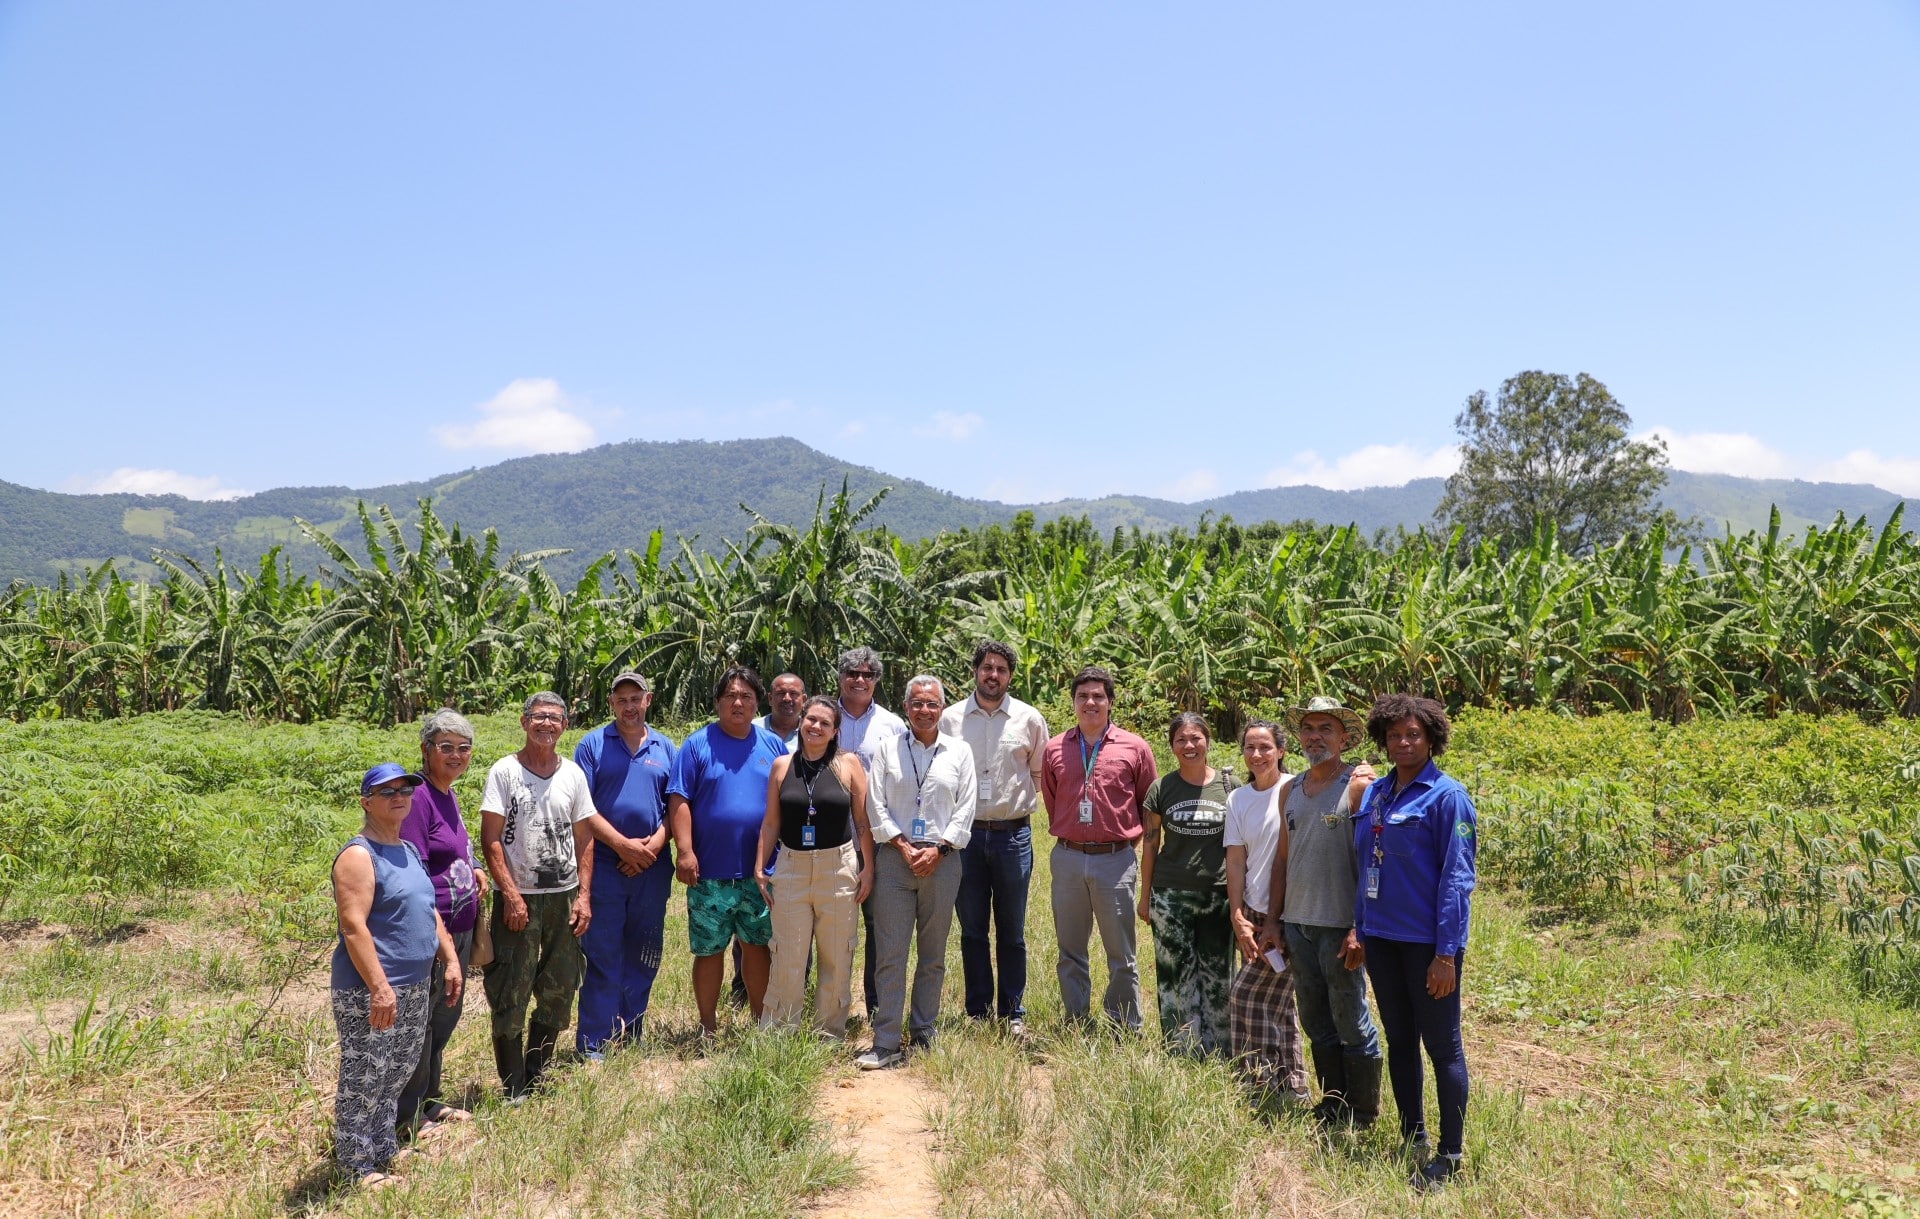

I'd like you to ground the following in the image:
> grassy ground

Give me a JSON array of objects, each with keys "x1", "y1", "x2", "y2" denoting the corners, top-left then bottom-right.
[{"x1": 4, "y1": 710, "x2": 1920, "y2": 1216}]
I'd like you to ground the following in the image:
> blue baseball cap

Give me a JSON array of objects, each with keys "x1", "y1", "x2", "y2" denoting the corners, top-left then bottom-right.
[{"x1": 361, "y1": 762, "x2": 426, "y2": 796}]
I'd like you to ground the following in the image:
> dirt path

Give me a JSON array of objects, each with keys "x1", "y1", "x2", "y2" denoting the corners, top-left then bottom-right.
[{"x1": 811, "y1": 1065, "x2": 943, "y2": 1219}]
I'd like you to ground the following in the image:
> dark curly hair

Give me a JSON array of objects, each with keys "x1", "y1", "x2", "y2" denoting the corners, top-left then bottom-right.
[{"x1": 1365, "y1": 693, "x2": 1451, "y2": 757}]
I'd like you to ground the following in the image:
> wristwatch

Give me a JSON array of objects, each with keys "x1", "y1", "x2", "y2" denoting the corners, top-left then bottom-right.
[{"x1": 937, "y1": 843, "x2": 953, "y2": 857}]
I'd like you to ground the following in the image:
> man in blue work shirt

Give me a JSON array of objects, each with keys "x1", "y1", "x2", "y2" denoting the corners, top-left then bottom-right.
[{"x1": 574, "y1": 671, "x2": 677, "y2": 1056}]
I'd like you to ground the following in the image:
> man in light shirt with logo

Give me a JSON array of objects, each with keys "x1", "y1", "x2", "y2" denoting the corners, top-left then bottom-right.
[
  {"x1": 859, "y1": 675, "x2": 977, "y2": 1069},
  {"x1": 939, "y1": 640, "x2": 1048, "y2": 1038}
]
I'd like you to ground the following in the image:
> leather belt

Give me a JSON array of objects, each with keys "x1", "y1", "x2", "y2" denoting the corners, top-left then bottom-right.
[
  {"x1": 974, "y1": 816, "x2": 1031, "y2": 830},
  {"x1": 1057, "y1": 839, "x2": 1132, "y2": 855}
]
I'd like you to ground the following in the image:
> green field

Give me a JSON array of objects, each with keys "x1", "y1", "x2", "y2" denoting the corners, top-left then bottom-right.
[{"x1": 2, "y1": 709, "x2": 1919, "y2": 1216}]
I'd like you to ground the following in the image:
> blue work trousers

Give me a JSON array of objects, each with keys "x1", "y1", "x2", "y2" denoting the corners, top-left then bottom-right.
[
  {"x1": 957, "y1": 820, "x2": 1034, "y2": 1019},
  {"x1": 1365, "y1": 936, "x2": 1469, "y2": 1156},
  {"x1": 577, "y1": 861, "x2": 670, "y2": 1052}
]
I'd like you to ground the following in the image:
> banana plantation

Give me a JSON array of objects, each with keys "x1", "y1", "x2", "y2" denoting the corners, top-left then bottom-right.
[{"x1": 2, "y1": 486, "x2": 1916, "y2": 729}]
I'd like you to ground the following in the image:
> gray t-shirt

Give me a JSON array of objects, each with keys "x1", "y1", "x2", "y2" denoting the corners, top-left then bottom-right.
[{"x1": 1280, "y1": 765, "x2": 1360, "y2": 928}]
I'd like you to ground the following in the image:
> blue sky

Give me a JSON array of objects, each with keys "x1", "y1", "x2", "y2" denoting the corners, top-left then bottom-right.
[{"x1": 3, "y1": 2, "x2": 1918, "y2": 505}]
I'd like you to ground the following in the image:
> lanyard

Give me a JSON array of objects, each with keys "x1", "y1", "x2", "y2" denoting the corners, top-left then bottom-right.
[
  {"x1": 904, "y1": 738, "x2": 938, "y2": 810},
  {"x1": 1079, "y1": 729, "x2": 1108, "y2": 788},
  {"x1": 1367, "y1": 778, "x2": 1393, "y2": 869},
  {"x1": 796, "y1": 755, "x2": 825, "y2": 820}
]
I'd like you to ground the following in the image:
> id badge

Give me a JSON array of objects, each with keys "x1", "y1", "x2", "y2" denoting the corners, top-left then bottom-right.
[
  {"x1": 801, "y1": 824, "x2": 817, "y2": 848},
  {"x1": 912, "y1": 816, "x2": 929, "y2": 840},
  {"x1": 978, "y1": 775, "x2": 994, "y2": 802},
  {"x1": 1078, "y1": 797, "x2": 1094, "y2": 825},
  {"x1": 1364, "y1": 866, "x2": 1381, "y2": 899}
]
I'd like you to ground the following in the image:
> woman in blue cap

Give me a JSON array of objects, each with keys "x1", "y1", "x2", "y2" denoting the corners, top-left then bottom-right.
[{"x1": 331, "y1": 762, "x2": 463, "y2": 1189}]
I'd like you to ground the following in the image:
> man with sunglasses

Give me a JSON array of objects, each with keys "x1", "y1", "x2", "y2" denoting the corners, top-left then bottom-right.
[{"x1": 834, "y1": 646, "x2": 905, "y2": 1022}]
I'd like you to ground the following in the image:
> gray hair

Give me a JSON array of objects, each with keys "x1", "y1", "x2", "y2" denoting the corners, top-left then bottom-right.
[
  {"x1": 521, "y1": 691, "x2": 568, "y2": 721},
  {"x1": 904, "y1": 674, "x2": 945, "y2": 704},
  {"x1": 420, "y1": 708, "x2": 476, "y2": 746},
  {"x1": 836, "y1": 646, "x2": 884, "y2": 685}
]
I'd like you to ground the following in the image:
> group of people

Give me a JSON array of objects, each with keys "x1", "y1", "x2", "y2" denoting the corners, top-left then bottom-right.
[{"x1": 327, "y1": 642, "x2": 1479, "y2": 1192}]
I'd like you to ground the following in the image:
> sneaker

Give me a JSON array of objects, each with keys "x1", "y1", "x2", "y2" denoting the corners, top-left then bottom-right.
[
  {"x1": 583, "y1": 1050, "x2": 606, "y2": 1065},
  {"x1": 1412, "y1": 1154, "x2": 1462, "y2": 1192},
  {"x1": 855, "y1": 1048, "x2": 904, "y2": 1071},
  {"x1": 1007, "y1": 1017, "x2": 1027, "y2": 1041}
]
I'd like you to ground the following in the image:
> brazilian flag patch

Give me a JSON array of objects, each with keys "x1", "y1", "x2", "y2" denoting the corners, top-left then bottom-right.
[{"x1": 1457, "y1": 822, "x2": 1475, "y2": 838}]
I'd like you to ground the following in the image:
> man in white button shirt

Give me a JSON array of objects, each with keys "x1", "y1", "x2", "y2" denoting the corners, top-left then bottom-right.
[
  {"x1": 835, "y1": 645, "x2": 906, "y2": 1022},
  {"x1": 939, "y1": 640, "x2": 1048, "y2": 1038},
  {"x1": 858, "y1": 675, "x2": 977, "y2": 1069}
]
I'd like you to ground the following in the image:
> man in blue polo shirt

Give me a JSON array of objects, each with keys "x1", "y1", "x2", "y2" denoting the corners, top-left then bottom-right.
[
  {"x1": 669, "y1": 665, "x2": 788, "y2": 1036},
  {"x1": 575, "y1": 671, "x2": 677, "y2": 1057}
]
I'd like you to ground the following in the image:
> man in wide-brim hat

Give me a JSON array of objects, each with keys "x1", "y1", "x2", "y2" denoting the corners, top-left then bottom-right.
[
  {"x1": 1282, "y1": 695, "x2": 1365, "y2": 742},
  {"x1": 1260, "y1": 695, "x2": 1384, "y2": 1129}
]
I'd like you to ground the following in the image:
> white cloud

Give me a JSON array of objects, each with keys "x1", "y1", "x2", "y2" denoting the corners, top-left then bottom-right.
[
  {"x1": 1264, "y1": 444, "x2": 1461, "y2": 491},
  {"x1": 1639, "y1": 428, "x2": 1792, "y2": 480},
  {"x1": 1159, "y1": 468, "x2": 1222, "y2": 502},
  {"x1": 1642, "y1": 427, "x2": 1920, "y2": 497},
  {"x1": 912, "y1": 411, "x2": 985, "y2": 442},
  {"x1": 434, "y1": 378, "x2": 598, "y2": 453},
  {"x1": 66, "y1": 467, "x2": 250, "y2": 500},
  {"x1": 839, "y1": 419, "x2": 869, "y2": 439}
]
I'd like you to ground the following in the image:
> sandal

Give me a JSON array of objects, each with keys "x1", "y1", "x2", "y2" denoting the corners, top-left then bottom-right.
[
  {"x1": 423, "y1": 1102, "x2": 472, "y2": 1123},
  {"x1": 358, "y1": 1171, "x2": 397, "y2": 1191}
]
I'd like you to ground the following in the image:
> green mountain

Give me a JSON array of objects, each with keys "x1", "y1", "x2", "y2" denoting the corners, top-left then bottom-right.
[{"x1": 0, "y1": 438, "x2": 1908, "y2": 584}]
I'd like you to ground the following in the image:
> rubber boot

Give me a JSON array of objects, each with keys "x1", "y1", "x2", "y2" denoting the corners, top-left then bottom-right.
[
  {"x1": 1344, "y1": 1052, "x2": 1383, "y2": 1131},
  {"x1": 493, "y1": 1034, "x2": 527, "y2": 1100},
  {"x1": 1310, "y1": 1043, "x2": 1349, "y2": 1126},
  {"x1": 524, "y1": 1022, "x2": 562, "y2": 1092}
]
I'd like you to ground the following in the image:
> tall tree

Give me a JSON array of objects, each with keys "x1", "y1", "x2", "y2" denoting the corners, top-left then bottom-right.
[{"x1": 1435, "y1": 370, "x2": 1675, "y2": 555}]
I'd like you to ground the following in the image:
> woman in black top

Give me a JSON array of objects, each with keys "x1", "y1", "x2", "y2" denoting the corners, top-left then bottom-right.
[{"x1": 757, "y1": 696, "x2": 875, "y2": 1039}]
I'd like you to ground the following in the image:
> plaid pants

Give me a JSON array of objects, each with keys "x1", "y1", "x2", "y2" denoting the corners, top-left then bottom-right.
[{"x1": 1228, "y1": 955, "x2": 1307, "y2": 1097}]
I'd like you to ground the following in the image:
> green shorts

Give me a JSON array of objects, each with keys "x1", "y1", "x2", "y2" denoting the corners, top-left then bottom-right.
[{"x1": 687, "y1": 877, "x2": 772, "y2": 957}]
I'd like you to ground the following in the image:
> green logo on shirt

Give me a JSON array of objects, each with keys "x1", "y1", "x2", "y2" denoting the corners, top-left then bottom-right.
[{"x1": 1457, "y1": 822, "x2": 1475, "y2": 838}]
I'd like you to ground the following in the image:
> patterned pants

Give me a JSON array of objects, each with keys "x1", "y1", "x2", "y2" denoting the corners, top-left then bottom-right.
[
  {"x1": 332, "y1": 981, "x2": 430, "y2": 1177},
  {"x1": 1148, "y1": 887, "x2": 1234, "y2": 1057},
  {"x1": 1228, "y1": 956, "x2": 1308, "y2": 1098}
]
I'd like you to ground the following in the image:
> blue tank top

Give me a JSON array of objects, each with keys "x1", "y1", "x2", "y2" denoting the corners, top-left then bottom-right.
[{"x1": 330, "y1": 836, "x2": 439, "y2": 990}]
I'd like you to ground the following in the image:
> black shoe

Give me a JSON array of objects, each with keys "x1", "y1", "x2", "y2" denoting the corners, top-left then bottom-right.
[{"x1": 1412, "y1": 1153, "x2": 1462, "y2": 1191}]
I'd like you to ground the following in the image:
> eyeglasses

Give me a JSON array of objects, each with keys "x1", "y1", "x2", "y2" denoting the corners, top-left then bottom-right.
[
  {"x1": 841, "y1": 670, "x2": 877, "y2": 681},
  {"x1": 906, "y1": 699, "x2": 944, "y2": 711},
  {"x1": 368, "y1": 786, "x2": 412, "y2": 799},
  {"x1": 526, "y1": 713, "x2": 565, "y2": 724},
  {"x1": 434, "y1": 742, "x2": 474, "y2": 756}
]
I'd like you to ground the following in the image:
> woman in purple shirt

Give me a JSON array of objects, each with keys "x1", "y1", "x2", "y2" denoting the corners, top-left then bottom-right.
[{"x1": 396, "y1": 708, "x2": 487, "y2": 1137}]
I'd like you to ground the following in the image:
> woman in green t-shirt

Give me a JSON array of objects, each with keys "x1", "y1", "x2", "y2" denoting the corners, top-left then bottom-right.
[{"x1": 1139, "y1": 712, "x2": 1234, "y2": 1057}]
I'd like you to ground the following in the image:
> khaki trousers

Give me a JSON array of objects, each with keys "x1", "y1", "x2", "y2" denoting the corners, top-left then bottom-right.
[{"x1": 763, "y1": 840, "x2": 861, "y2": 1038}]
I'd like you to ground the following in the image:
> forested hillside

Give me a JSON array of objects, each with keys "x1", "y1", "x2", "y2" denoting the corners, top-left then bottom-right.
[{"x1": 1, "y1": 438, "x2": 1907, "y2": 582}]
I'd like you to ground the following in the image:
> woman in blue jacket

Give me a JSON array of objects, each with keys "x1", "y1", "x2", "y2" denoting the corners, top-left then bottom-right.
[{"x1": 1353, "y1": 694, "x2": 1477, "y2": 1191}]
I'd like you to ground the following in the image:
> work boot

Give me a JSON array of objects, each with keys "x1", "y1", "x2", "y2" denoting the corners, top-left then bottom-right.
[
  {"x1": 493, "y1": 1034, "x2": 527, "y2": 1100},
  {"x1": 524, "y1": 1022, "x2": 563, "y2": 1092},
  {"x1": 1344, "y1": 1052, "x2": 1383, "y2": 1130},
  {"x1": 1309, "y1": 1043, "x2": 1349, "y2": 1126}
]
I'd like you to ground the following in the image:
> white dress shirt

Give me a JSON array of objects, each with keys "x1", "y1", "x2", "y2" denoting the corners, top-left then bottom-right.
[
  {"x1": 939, "y1": 693, "x2": 1048, "y2": 823},
  {"x1": 868, "y1": 729, "x2": 978, "y2": 849}
]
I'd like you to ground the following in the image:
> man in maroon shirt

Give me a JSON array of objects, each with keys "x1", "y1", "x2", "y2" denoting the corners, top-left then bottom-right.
[{"x1": 1041, "y1": 665, "x2": 1158, "y2": 1031}]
